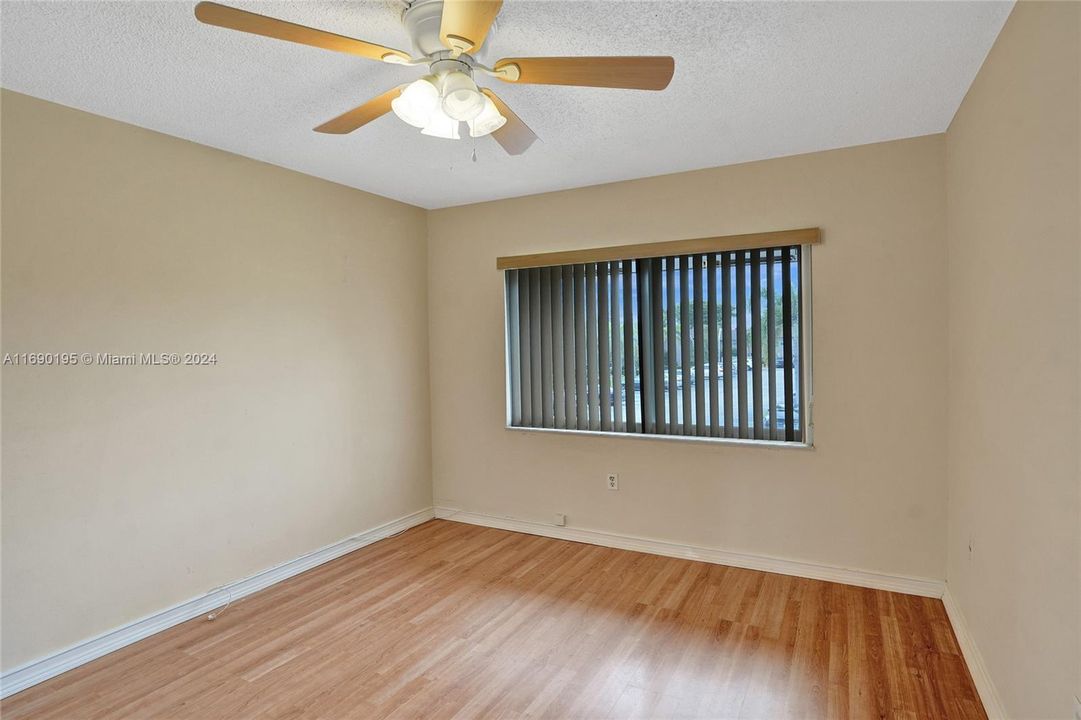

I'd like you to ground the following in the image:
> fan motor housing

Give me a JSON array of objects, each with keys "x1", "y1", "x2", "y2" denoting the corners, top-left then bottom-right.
[{"x1": 402, "y1": 0, "x2": 494, "y2": 61}]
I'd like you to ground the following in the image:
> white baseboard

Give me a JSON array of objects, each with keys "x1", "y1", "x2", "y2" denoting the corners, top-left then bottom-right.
[
  {"x1": 434, "y1": 507, "x2": 945, "y2": 598},
  {"x1": 0, "y1": 507, "x2": 435, "y2": 699},
  {"x1": 941, "y1": 587, "x2": 1008, "y2": 719}
]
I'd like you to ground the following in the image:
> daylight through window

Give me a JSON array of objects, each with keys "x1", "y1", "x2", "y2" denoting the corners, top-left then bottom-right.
[{"x1": 504, "y1": 245, "x2": 808, "y2": 443}]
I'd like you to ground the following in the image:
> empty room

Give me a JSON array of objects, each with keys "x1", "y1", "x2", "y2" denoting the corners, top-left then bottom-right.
[{"x1": 1, "y1": 0, "x2": 1078, "y2": 718}]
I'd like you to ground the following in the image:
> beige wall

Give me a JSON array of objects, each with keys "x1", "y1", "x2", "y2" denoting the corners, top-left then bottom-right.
[
  {"x1": 428, "y1": 135, "x2": 949, "y2": 582},
  {"x1": 0, "y1": 91, "x2": 432, "y2": 671},
  {"x1": 944, "y1": 3, "x2": 1081, "y2": 718}
]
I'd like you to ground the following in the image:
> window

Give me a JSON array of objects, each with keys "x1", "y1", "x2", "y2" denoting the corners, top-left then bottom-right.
[{"x1": 502, "y1": 233, "x2": 814, "y2": 444}]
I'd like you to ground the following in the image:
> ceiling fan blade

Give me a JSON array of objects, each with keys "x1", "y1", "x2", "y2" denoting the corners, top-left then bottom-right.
[
  {"x1": 481, "y1": 89, "x2": 538, "y2": 156},
  {"x1": 439, "y1": 0, "x2": 503, "y2": 56},
  {"x1": 493, "y1": 56, "x2": 675, "y2": 90},
  {"x1": 194, "y1": 2, "x2": 411, "y2": 63},
  {"x1": 314, "y1": 87, "x2": 403, "y2": 134}
]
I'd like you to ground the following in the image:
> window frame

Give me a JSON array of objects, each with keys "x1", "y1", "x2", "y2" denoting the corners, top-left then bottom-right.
[{"x1": 502, "y1": 244, "x2": 815, "y2": 449}]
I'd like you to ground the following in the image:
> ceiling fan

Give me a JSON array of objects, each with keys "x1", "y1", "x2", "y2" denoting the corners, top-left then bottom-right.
[{"x1": 194, "y1": 0, "x2": 675, "y2": 155}]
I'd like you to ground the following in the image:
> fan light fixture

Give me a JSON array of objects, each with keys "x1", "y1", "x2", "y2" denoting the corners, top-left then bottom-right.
[
  {"x1": 440, "y1": 70, "x2": 485, "y2": 121},
  {"x1": 391, "y1": 76, "x2": 440, "y2": 128},
  {"x1": 469, "y1": 95, "x2": 507, "y2": 137},
  {"x1": 421, "y1": 106, "x2": 461, "y2": 139},
  {"x1": 392, "y1": 72, "x2": 506, "y2": 140}
]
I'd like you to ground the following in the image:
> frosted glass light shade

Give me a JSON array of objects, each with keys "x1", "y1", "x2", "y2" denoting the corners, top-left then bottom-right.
[
  {"x1": 440, "y1": 71, "x2": 485, "y2": 121},
  {"x1": 421, "y1": 106, "x2": 461, "y2": 139},
  {"x1": 391, "y1": 76, "x2": 440, "y2": 128},
  {"x1": 468, "y1": 95, "x2": 506, "y2": 137}
]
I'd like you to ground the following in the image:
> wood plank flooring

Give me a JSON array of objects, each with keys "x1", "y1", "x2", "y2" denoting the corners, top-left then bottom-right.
[{"x1": 2, "y1": 520, "x2": 985, "y2": 719}]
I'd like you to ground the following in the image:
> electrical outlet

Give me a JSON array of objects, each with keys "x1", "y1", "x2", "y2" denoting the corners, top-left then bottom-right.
[
  {"x1": 1072, "y1": 695, "x2": 1081, "y2": 720},
  {"x1": 554, "y1": 513, "x2": 566, "y2": 526},
  {"x1": 606, "y1": 473, "x2": 619, "y2": 491}
]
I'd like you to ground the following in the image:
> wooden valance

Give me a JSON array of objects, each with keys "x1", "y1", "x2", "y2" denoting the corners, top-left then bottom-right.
[{"x1": 496, "y1": 227, "x2": 821, "y2": 270}]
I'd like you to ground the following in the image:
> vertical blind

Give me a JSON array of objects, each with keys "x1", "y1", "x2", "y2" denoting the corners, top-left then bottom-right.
[{"x1": 505, "y1": 244, "x2": 806, "y2": 442}]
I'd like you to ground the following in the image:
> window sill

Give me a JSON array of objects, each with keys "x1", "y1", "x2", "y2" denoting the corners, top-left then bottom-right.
[{"x1": 505, "y1": 424, "x2": 814, "y2": 450}]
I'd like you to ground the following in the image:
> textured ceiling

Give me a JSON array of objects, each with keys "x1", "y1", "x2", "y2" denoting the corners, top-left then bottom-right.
[{"x1": 1, "y1": 1, "x2": 1011, "y2": 209}]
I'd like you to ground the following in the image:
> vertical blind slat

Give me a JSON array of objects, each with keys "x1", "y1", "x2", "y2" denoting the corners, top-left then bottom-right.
[
  {"x1": 518, "y1": 268, "x2": 533, "y2": 425},
  {"x1": 636, "y1": 259, "x2": 653, "y2": 433},
  {"x1": 650, "y1": 260, "x2": 665, "y2": 433},
  {"x1": 551, "y1": 268, "x2": 566, "y2": 429},
  {"x1": 622, "y1": 260, "x2": 637, "y2": 431},
  {"x1": 574, "y1": 265, "x2": 587, "y2": 428},
  {"x1": 611, "y1": 262, "x2": 624, "y2": 431},
  {"x1": 707, "y1": 254, "x2": 720, "y2": 437},
  {"x1": 665, "y1": 258, "x2": 678, "y2": 433},
  {"x1": 735, "y1": 252, "x2": 748, "y2": 438},
  {"x1": 679, "y1": 256, "x2": 692, "y2": 435},
  {"x1": 795, "y1": 247, "x2": 804, "y2": 443},
  {"x1": 586, "y1": 263, "x2": 601, "y2": 430},
  {"x1": 721, "y1": 253, "x2": 734, "y2": 438},
  {"x1": 767, "y1": 250, "x2": 778, "y2": 440},
  {"x1": 529, "y1": 267, "x2": 543, "y2": 421},
  {"x1": 641, "y1": 260, "x2": 655, "y2": 433},
  {"x1": 782, "y1": 249, "x2": 795, "y2": 442},
  {"x1": 598, "y1": 262, "x2": 612, "y2": 431},
  {"x1": 561, "y1": 265, "x2": 575, "y2": 428},
  {"x1": 750, "y1": 252, "x2": 763, "y2": 439},
  {"x1": 508, "y1": 270, "x2": 522, "y2": 426},
  {"x1": 693, "y1": 255, "x2": 706, "y2": 436},
  {"x1": 540, "y1": 267, "x2": 554, "y2": 428}
]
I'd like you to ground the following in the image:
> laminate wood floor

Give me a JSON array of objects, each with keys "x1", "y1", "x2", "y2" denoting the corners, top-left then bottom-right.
[{"x1": 3, "y1": 519, "x2": 985, "y2": 719}]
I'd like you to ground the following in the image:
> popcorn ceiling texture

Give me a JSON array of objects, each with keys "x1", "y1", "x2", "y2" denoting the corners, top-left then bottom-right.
[{"x1": 0, "y1": 1, "x2": 1011, "y2": 209}]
